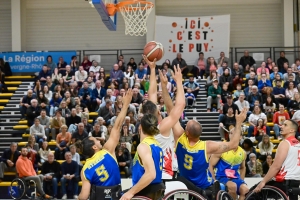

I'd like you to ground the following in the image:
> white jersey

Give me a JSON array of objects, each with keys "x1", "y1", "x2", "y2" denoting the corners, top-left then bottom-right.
[
  {"x1": 155, "y1": 126, "x2": 178, "y2": 179},
  {"x1": 275, "y1": 136, "x2": 300, "y2": 181}
]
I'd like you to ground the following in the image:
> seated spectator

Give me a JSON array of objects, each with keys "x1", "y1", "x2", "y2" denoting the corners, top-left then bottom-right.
[
  {"x1": 219, "y1": 95, "x2": 239, "y2": 121},
  {"x1": 43, "y1": 85, "x2": 52, "y2": 102},
  {"x1": 51, "y1": 110, "x2": 66, "y2": 140},
  {"x1": 219, "y1": 68, "x2": 233, "y2": 91},
  {"x1": 72, "y1": 123, "x2": 88, "y2": 143},
  {"x1": 61, "y1": 152, "x2": 79, "y2": 199},
  {"x1": 86, "y1": 76, "x2": 95, "y2": 90},
  {"x1": 218, "y1": 107, "x2": 236, "y2": 141},
  {"x1": 207, "y1": 79, "x2": 221, "y2": 112},
  {"x1": 55, "y1": 125, "x2": 71, "y2": 160},
  {"x1": 262, "y1": 87, "x2": 277, "y2": 108},
  {"x1": 16, "y1": 147, "x2": 52, "y2": 199},
  {"x1": 247, "y1": 106, "x2": 270, "y2": 137},
  {"x1": 0, "y1": 142, "x2": 19, "y2": 182},
  {"x1": 37, "y1": 91, "x2": 49, "y2": 115},
  {"x1": 244, "y1": 79, "x2": 254, "y2": 97},
  {"x1": 89, "y1": 122, "x2": 105, "y2": 143},
  {"x1": 231, "y1": 62, "x2": 244, "y2": 90},
  {"x1": 69, "y1": 145, "x2": 81, "y2": 167},
  {"x1": 217, "y1": 51, "x2": 229, "y2": 66},
  {"x1": 57, "y1": 101, "x2": 71, "y2": 118},
  {"x1": 262, "y1": 154, "x2": 273, "y2": 177},
  {"x1": 120, "y1": 125, "x2": 133, "y2": 152},
  {"x1": 207, "y1": 57, "x2": 217, "y2": 74},
  {"x1": 273, "y1": 80, "x2": 288, "y2": 107},
  {"x1": 272, "y1": 73, "x2": 284, "y2": 87},
  {"x1": 247, "y1": 153, "x2": 263, "y2": 177},
  {"x1": 63, "y1": 65, "x2": 75, "y2": 84},
  {"x1": 234, "y1": 93, "x2": 250, "y2": 115},
  {"x1": 57, "y1": 78, "x2": 69, "y2": 93},
  {"x1": 89, "y1": 60, "x2": 100, "y2": 74},
  {"x1": 247, "y1": 86, "x2": 262, "y2": 111},
  {"x1": 127, "y1": 110, "x2": 136, "y2": 125},
  {"x1": 205, "y1": 71, "x2": 217, "y2": 90},
  {"x1": 25, "y1": 144, "x2": 40, "y2": 172},
  {"x1": 185, "y1": 88, "x2": 195, "y2": 108},
  {"x1": 76, "y1": 105, "x2": 89, "y2": 120},
  {"x1": 285, "y1": 81, "x2": 298, "y2": 100},
  {"x1": 45, "y1": 76, "x2": 56, "y2": 92},
  {"x1": 116, "y1": 146, "x2": 131, "y2": 178},
  {"x1": 283, "y1": 74, "x2": 298, "y2": 89},
  {"x1": 263, "y1": 97, "x2": 276, "y2": 122},
  {"x1": 45, "y1": 55, "x2": 57, "y2": 72},
  {"x1": 33, "y1": 79, "x2": 42, "y2": 94},
  {"x1": 26, "y1": 98, "x2": 42, "y2": 127},
  {"x1": 233, "y1": 84, "x2": 243, "y2": 101},
  {"x1": 217, "y1": 61, "x2": 231, "y2": 78},
  {"x1": 66, "y1": 108, "x2": 82, "y2": 133},
  {"x1": 79, "y1": 81, "x2": 93, "y2": 106},
  {"x1": 288, "y1": 92, "x2": 300, "y2": 115},
  {"x1": 70, "y1": 56, "x2": 79, "y2": 72},
  {"x1": 283, "y1": 67, "x2": 295, "y2": 82},
  {"x1": 81, "y1": 56, "x2": 92, "y2": 72},
  {"x1": 110, "y1": 63, "x2": 124, "y2": 86},
  {"x1": 124, "y1": 65, "x2": 135, "y2": 88},
  {"x1": 172, "y1": 53, "x2": 189, "y2": 78},
  {"x1": 242, "y1": 139, "x2": 257, "y2": 164},
  {"x1": 63, "y1": 91, "x2": 75, "y2": 110},
  {"x1": 245, "y1": 71, "x2": 258, "y2": 87},
  {"x1": 82, "y1": 117, "x2": 92, "y2": 133},
  {"x1": 124, "y1": 116, "x2": 135, "y2": 135},
  {"x1": 38, "y1": 65, "x2": 51, "y2": 85},
  {"x1": 54, "y1": 85, "x2": 64, "y2": 99},
  {"x1": 30, "y1": 118, "x2": 47, "y2": 146},
  {"x1": 220, "y1": 84, "x2": 231, "y2": 104},
  {"x1": 257, "y1": 135, "x2": 274, "y2": 162},
  {"x1": 239, "y1": 50, "x2": 256, "y2": 72},
  {"x1": 127, "y1": 57, "x2": 137, "y2": 70},
  {"x1": 75, "y1": 66, "x2": 88, "y2": 87},
  {"x1": 41, "y1": 153, "x2": 60, "y2": 199},
  {"x1": 256, "y1": 62, "x2": 270, "y2": 80},
  {"x1": 27, "y1": 135, "x2": 39, "y2": 152},
  {"x1": 98, "y1": 99, "x2": 115, "y2": 125},
  {"x1": 183, "y1": 77, "x2": 200, "y2": 98},
  {"x1": 100, "y1": 89, "x2": 116, "y2": 107},
  {"x1": 273, "y1": 104, "x2": 290, "y2": 139},
  {"x1": 52, "y1": 68, "x2": 62, "y2": 84},
  {"x1": 49, "y1": 92, "x2": 62, "y2": 116},
  {"x1": 253, "y1": 118, "x2": 268, "y2": 143},
  {"x1": 258, "y1": 73, "x2": 272, "y2": 91},
  {"x1": 39, "y1": 141, "x2": 50, "y2": 164},
  {"x1": 270, "y1": 66, "x2": 283, "y2": 81},
  {"x1": 20, "y1": 90, "x2": 36, "y2": 120},
  {"x1": 192, "y1": 52, "x2": 206, "y2": 78}
]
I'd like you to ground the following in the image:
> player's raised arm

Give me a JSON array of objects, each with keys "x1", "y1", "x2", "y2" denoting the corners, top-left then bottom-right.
[
  {"x1": 159, "y1": 65, "x2": 185, "y2": 137},
  {"x1": 103, "y1": 89, "x2": 133, "y2": 154},
  {"x1": 208, "y1": 154, "x2": 222, "y2": 181},
  {"x1": 159, "y1": 69, "x2": 184, "y2": 140},
  {"x1": 78, "y1": 170, "x2": 91, "y2": 200},
  {"x1": 206, "y1": 108, "x2": 247, "y2": 155},
  {"x1": 143, "y1": 55, "x2": 157, "y2": 104}
]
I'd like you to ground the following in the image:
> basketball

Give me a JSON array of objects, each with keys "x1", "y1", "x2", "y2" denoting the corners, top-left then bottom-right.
[{"x1": 143, "y1": 41, "x2": 164, "y2": 62}]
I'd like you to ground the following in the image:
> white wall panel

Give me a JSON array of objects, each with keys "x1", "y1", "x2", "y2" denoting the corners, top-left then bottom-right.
[{"x1": 0, "y1": 1, "x2": 12, "y2": 51}]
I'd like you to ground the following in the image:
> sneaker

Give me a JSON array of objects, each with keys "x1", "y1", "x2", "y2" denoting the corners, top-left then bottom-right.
[
  {"x1": 43, "y1": 194, "x2": 53, "y2": 199},
  {"x1": 74, "y1": 195, "x2": 78, "y2": 199},
  {"x1": 62, "y1": 194, "x2": 67, "y2": 199}
]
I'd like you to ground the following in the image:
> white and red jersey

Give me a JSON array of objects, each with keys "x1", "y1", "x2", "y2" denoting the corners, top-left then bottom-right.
[
  {"x1": 155, "y1": 126, "x2": 178, "y2": 180},
  {"x1": 275, "y1": 136, "x2": 300, "y2": 181}
]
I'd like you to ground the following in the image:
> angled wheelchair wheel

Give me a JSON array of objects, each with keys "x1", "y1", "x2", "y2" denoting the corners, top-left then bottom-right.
[
  {"x1": 163, "y1": 189, "x2": 206, "y2": 200},
  {"x1": 245, "y1": 185, "x2": 288, "y2": 200},
  {"x1": 216, "y1": 190, "x2": 233, "y2": 200},
  {"x1": 131, "y1": 196, "x2": 152, "y2": 200},
  {"x1": 10, "y1": 178, "x2": 26, "y2": 200}
]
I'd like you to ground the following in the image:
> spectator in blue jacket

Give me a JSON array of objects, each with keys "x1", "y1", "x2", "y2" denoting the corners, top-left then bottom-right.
[
  {"x1": 109, "y1": 64, "x2": 124, "y2": 86},
  {"x1": 38, "y1": 65, "x2": 51, "y2": 85},
  {"x1": 49, "y1": 92, "x2": 62, "y2": 116},
  {"x1": 78, "y1": 81, "x2": 93, "y2": 107},
  {"x1": 135, "y1": 62, "x2": 147, "y2": 83},
  {"x1": 258, "y1": 73, "x2": 272, "y2": 91}
]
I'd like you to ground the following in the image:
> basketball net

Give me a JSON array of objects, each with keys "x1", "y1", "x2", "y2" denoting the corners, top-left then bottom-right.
[{"x1": 118, "y1": 1, "x2": 154, "y2": 36}]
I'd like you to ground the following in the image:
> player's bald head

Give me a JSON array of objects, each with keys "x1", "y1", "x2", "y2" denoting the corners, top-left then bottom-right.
[{"x1": 186, "y1": 120, "x2": 202, "y2": 139}]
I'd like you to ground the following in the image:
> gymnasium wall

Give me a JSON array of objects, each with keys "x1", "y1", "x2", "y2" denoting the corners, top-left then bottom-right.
[
  {"x1": 0, "y1": 1, "x2": 12, "y2": 52},
  {"x1": 20, "y1": 0, "x2": 146, "y2": 51}
]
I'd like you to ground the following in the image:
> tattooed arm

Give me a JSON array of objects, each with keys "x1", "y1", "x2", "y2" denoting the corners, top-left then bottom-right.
[{"x1": 206, "y1": 108, "x2": 247, "y2": 156}]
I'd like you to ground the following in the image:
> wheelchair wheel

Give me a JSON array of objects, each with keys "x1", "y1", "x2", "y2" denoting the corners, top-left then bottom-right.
[
  {"x1": 131, "y1": 196, "x2": 152, "y2": 200},
  {"x1": 163, "y1": 189, "x2": 206, "y2": 200},
  {"x1": 10, "y1": 178, "x2": 26, "y2": 200},
  {"x1": 245, "y1": 185, "x2": 288, "y2": 200},
  {"x1": 216, "y1": 190, "x2": 233, "y2": 200}
]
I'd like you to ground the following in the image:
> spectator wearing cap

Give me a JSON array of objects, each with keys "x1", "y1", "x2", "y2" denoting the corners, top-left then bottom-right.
[
  {"x1": 258, "y1": 73, "x2": 272, "y2": 91},
  {"x1": 207, "y1": 78, "x2": 221, "y2": 112},
  {"x1": 231, "y1": 62, "x2": 244, "y2": 90},
  {"x1": 218, "y1": 94, "x2": 240, "y2": 122},
  {"x1": 183, "y1": 77, "x2": 200, "y2": 98}
]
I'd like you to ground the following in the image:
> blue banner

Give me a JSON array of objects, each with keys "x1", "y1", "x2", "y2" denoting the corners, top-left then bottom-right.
[{"x1": 0, "y1": 51, "x2": 77, "y2": 73}]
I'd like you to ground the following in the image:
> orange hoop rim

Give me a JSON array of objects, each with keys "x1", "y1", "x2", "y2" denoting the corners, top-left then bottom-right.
[{"x1": 106, "y1": 0, "x2": 154, "y2": 15}]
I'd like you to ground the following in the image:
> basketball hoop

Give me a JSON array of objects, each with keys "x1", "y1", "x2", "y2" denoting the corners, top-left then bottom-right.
[{"x1": 107, "y1": 1, "x2": 154, "y2": 36}]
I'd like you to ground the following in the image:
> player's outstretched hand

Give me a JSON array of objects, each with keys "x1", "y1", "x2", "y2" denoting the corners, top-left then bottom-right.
[
  {"x1": 158, "y1": 69, "x2": 168, "y2": 87},
  {"x1": 120, "y1": 191, "x2": 134, "y2": 200},
  {"x1": 235, "y1": 108, "x2": 247, "y2": 123},
  {"x1": 253, "y1": 181, "x2": 266, "y2": 193},
  {"x1": 142, "y1": 54, "x2": 156, "y2": 69},
  {"x1": 122, "y1": 89, "x2": 133, "y2": 106},
  {"x1": 172, "y1": 64, "x2": 182, "y2": 83}
]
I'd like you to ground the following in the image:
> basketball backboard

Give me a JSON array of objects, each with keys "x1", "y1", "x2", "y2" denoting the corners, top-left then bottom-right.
[{"x1": 92, "y1": 0, "x2": 117, "y2": 31}]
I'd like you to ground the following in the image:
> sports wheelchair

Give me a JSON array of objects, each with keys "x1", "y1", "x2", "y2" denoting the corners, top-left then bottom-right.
[{"x1": 10, "y1": 177, "x2": 38, "y2": 200}]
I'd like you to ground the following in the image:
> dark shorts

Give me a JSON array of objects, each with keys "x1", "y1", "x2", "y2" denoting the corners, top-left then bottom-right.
[{"x1": 217, "y1": 177, "x2": 246, "y2": 195}]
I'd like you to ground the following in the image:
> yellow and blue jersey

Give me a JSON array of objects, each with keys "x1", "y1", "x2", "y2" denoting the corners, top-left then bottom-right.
[
  {"x1": 175, "y1": 133, "x2": 212, "y2": 189},
  {"x1": 132, "y1": 136, "x2": 163, "y2": 186},
  {"x1": 215, "y1": 146, "x2": 245, "y2": 178},
  {"x1": 82, "y1": 149, "x2": 121, "y2": 186}
]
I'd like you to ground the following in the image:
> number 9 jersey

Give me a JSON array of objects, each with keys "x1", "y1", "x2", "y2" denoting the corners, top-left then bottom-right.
[
  {"x1": 175, "y1": 133, "x2": 213, "y2": 189},
  {"x1": 82, "y1": 149, "x2": 121, "y2": 186}
]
